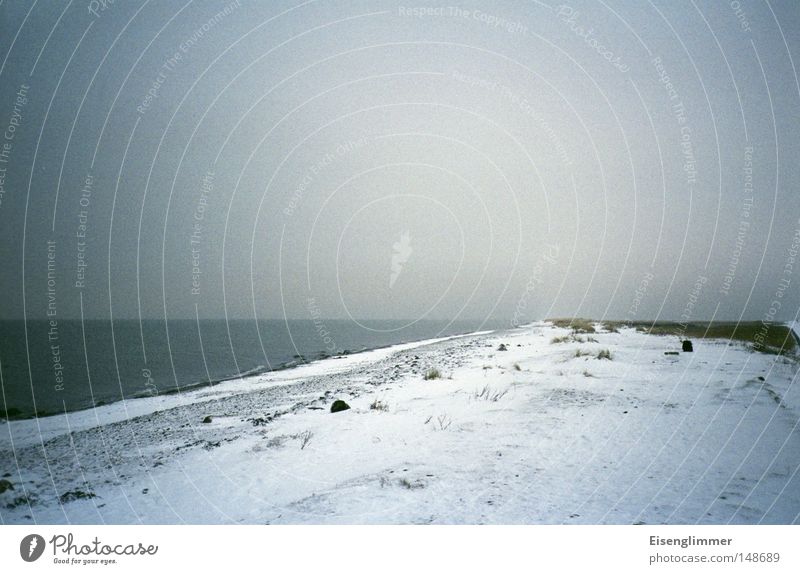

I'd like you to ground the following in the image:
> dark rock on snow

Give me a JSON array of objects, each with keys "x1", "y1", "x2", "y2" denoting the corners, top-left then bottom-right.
[
  {"x1": 59, "y1": 490, "x2": 96, "y2": 504},
  {"x1": 330, "y1": 400, "x2": 351, "y2": 413}
]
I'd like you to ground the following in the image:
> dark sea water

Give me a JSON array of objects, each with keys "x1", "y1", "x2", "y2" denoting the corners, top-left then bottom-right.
[{"x1": 0, "y1": 319, "x2": 499, "y2": 419}]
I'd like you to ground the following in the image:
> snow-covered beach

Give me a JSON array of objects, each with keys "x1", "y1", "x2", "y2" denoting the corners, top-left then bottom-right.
[{"x1": 2, "y1": 322, "x2": 799, "y2": 525}]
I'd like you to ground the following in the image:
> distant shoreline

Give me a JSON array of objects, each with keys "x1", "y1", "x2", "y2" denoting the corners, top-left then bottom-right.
[
  {"x1": 2, "y1": 318, "x2": 795, "y2": 423},
  {"x1": 0, "y1": 326, "x2": 496, "y2": 425},
  {"x1": 546, "y1": 318, "x2": 797, "y2": 356}
]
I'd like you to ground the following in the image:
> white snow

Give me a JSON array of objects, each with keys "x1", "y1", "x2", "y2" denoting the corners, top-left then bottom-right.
[
  {"x1": 2, "y1": 322, "x2": 799, "y2": 524},
  {"x1": 0, "y1": 331, "x2": 490, "y2": 451}
]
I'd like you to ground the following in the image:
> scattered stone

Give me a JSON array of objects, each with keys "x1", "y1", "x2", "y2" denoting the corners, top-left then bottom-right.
[
  {"x1": 664, "y1": 351, "x2": 679, "y2": 356},
  {"x1": 202, "y1": 415, "x2": 213, "y2": 424},
  {"x1": 330, "y1": 400, "x2": 350, "y2": 413},
  {"x1": 6, "y1": 495, "x2": 32, "y2": 509},
  {"x1": 497, "y1": 343, "x2": 508, "y2": 351},
  {"x1": 682, "y1": 340, "x2": 694, "y2": 352},
  {"x1": 59, "y1": 490, "x2": 96, "y2": 504},
  {"x1": 0, "y1": 479, "x2": 13, "y2": 494}
]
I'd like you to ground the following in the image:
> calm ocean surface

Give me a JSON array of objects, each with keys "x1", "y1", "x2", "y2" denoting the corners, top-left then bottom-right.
[{"x1": 0, "y1": 319, "x2": 501, "y2": 419}]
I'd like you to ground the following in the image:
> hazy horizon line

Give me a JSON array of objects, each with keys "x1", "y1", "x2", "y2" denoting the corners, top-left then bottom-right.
[{"x1": 0, "y1": 316, "x2": 791, "y2": 324}]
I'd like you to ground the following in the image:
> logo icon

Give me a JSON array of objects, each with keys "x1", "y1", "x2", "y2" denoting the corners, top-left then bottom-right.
[
  {"x1": 20, "y1": 534, "x2": 45, "y2": 562},
  {"x1": 390, "y1": 231, "x2": 412, "y2": 288}
]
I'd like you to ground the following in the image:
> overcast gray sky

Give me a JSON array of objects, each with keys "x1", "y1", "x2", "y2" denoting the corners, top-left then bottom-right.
[{"x1": 1, "y1": 0, "x2": 799, "y2": 325}]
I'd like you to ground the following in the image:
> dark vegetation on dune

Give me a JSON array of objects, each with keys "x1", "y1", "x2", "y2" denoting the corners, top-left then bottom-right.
[
  {"x1": 548, "y1": 318, "x2": 797, "y2": 356},
  {"x1": 549, "y1": 318, "x2": 598, "y2": 334}
]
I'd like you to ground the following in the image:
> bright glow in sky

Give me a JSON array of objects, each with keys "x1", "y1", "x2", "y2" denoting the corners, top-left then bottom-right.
[{"x1": 1, "y1": 0, "x2": 799, "y2": 325}]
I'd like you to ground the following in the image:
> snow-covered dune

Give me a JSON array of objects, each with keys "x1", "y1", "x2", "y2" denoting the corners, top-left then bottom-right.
[{"x1": 1, "y1": 322, "x2": 799, "y2": 524}]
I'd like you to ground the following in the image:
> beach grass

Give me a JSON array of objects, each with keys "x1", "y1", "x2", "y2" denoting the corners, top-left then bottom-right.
[
  {"x1": 549, "y1": 318, "x2": 597, "y2": 334},
  {"x1": 549, "y1": 319, "x2": 797, "y2": 355}
]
